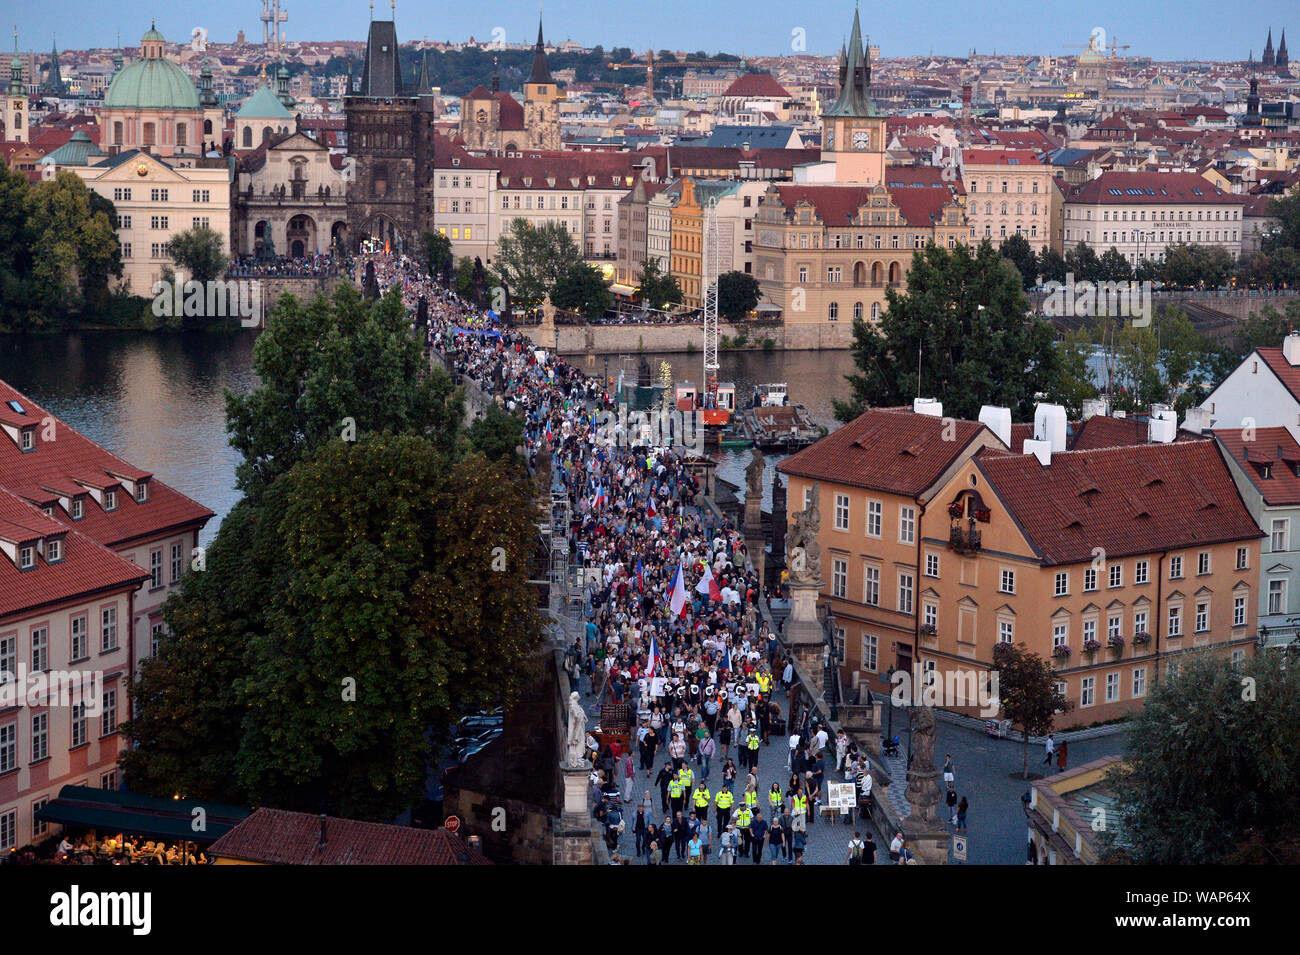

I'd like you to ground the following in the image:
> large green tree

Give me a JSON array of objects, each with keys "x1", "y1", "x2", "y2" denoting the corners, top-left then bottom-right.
[
  {"x1": 999, "y1": 233, "x2": 1038, "y2": 290},
  {"x1": 1102, "y1": 650, "x2": 1300, "y2": 864},
  {"x1": 991, "y1": 642, "x2": 1073, "y2": 780},
  {"x1": 1046, "y1": 328, "x2": 1099, "y2": 420},
  {"x1": 21, "y1": 171, "x2": 121, "y2": 324},
  {"x1": 550, "y1": 261, "x2": 613, "y2": 320},
  {"x1": 835, "y1": 241, "x2": 1059, "y2": 422},
  {"x1": 635, "y1": 258, "x2": 682, "y2": 310},
  {"x1": 420, "y1": 229, "x2": 454, "y2": 285},
  {"x1": 493, "y1": 218, "x2": 581, "y2": 306},
  {"x1": 1100, "y1": 306, "x2": 1209, "y2": 415},
  {"x1": 1161, "y1": 242, "x2": 1233, "y2": 288},
  {"x1": 716, "y1": 270, "x2": 760, "y2": 320},
  {"x1": 168, "y1": 225, "x2": 229, "y2": 284}
]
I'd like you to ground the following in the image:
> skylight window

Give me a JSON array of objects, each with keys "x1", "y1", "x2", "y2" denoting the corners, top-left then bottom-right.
[{"x1": 6, "y1": 399, "x2": 24, "y2": 414}]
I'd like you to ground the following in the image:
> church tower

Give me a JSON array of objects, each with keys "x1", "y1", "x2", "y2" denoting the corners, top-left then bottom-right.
[
  {"x1": 43, "y1": 37, "x2": 65, "y2": 96},
  {"x1": 821, "y1": 7, "x2": 886, "y2": 184},
  {"x1": 5, "y1": 28, "x2": 28, "y2": 143},
  {"x1": 1263, "y1": 29, "x2": 1275, "y2": 68},
  {"x1": 1278, "y1": 30, "x2": 1289, "y2": 72},
  {"x1": 522, "y1": 17, "x2": 562, "y2": 150}
]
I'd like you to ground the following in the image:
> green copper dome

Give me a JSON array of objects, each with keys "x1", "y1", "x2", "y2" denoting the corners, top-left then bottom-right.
[
  {"x1": 104, "y1": 58, "x2": 199, "y2": 110},
  {"x1": 142, "y1": 22, "x2": 166, "y2": 43}
]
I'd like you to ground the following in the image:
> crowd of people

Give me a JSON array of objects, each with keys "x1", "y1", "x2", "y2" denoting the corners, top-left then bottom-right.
[
  {"x1": 363, "y1": 252, "x2": 934, "y2": 865},
  {"x1": 6, "y1": 831, "x2": 210, "y2": 866},
  {"x1": 228, "y1": 252, "x2": 344, "y2": 278}
]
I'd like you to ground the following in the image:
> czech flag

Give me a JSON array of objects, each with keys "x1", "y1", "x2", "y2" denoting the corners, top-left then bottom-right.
[
  {"x1": 647, "y1": 632, "x2": 661, "y2": 678},
  {"x1": 635, "y1": 558, "x2": 644, "y2": 592},
  {"x1": 647, "y1": 495, "x2": 657, "y2": 519},
  {"x1": 594, "y1": 484, "x2": 606, "y2": 509},
  {"x1": 668, "y1": 561, "x2": 689, "y2": 618},
  {"x1": 696, "y1": 561, "x2": 723, "y2": 601}
]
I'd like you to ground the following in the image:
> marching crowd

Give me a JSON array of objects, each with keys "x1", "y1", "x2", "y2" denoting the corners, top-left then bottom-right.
[
  {"x1": 228, "y1": 252, "x2": 344, "y2": 278},
  {"x1": 364, "y1": 253, "x2": 924, "y2": 865}
]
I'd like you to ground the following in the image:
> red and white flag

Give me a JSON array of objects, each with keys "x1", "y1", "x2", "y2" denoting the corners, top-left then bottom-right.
[
  {"x1": 668, "y1": 561, "x2": 689, "y2": 618},
  {"x1": 695, "y1": 561, "x2": 723, "y2": 601}
]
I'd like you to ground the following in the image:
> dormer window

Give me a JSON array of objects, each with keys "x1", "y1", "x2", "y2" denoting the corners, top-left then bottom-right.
[
  {"x1": 20, "y1": 428, "x2": 34, "y2": 451},
  {"x1": 19, "y1": 545, "x2": 34, "y2": 570},
  {"x1": 104, "y1": 490, "x2": 117, "y2": 512},
  {"x1": 42, "y1": 506, "x2": 52, "y2": 517},
  {"x1": 70, "y1": 498, "x2": 84, "y2": 520},
  {"x1": 136, "y1": 481, "x2": 149, "y2": 503},
  {"x1": 46, "y1": 538, "x2": 62, "y2": 563}
]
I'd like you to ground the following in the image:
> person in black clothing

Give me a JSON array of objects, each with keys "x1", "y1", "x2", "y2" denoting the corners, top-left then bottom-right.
[
  {"x1": 862, "y1": 831, "x2": 877, "y2": 865},
  {"x1": 633, "y1": 806, "x2": 649, "y2": 856},
  {"x1": 946, "y1": 784, "x2": 959, "y2": 826},
  {"x1": 672, "y1": 810, "x2": 689, "y2": 861},
  {"x1": 654, "y1": 761, "x2": 674, "y2": 814}
]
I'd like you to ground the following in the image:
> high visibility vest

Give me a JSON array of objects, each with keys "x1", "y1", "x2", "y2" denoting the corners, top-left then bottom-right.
[
  {"x1": 747, "y1": 735, "x2": 760, "y2": 751},
  {"x1": 714, "y1": 791, "x2": 734, "y2": 809},
  {"x1": 769, "y1": 790, "x2": 784, "y2": 809},
  {"x1": 734, "y1": 808, "x2": 752, "y2": 828},
  {"x1": 679, "y1": 768, "x2": 694, "y2": 789},
  {"x1": 792, "y1": 794, "x2": 808, "y2": 814},
  {"x1": 744, "y1": 790, "x2": 758, "y2": 808},
  {"x1": 668, "y1": 780, "x2": 684, "y2": 798},
  {"x1": 757, "y1": 673, "x2": 771, "y2": 692},
  {"x1": 693, "y1": 788, "x2": 711, "y2": 808}
]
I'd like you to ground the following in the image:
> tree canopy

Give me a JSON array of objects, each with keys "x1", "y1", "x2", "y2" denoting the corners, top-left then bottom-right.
[
  {"x1": 716, "y1": 270, "x2": 760, "y2": 320},
  {"x1": 551, "y1": 261, "x2": 613, "y2": 320},
  {"x1": 168, "y1": 225, "x2": 229, "y2": 285},
  {"x1": 991, "y1": 642, "x2": 1073, "y2": 780},
  {"x1": 492, "y1": 218, "x2": 582, "y2": 307},
  {"x1": 635, "y1": 258, "x2": 682, "y2": 310}
]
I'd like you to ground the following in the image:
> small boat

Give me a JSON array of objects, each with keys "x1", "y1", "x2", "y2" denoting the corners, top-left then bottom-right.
[{"x1": 742, "y1": 401, "x2": 822, "y2": 452}]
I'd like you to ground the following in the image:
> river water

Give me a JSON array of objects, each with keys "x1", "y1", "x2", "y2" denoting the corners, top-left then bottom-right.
[{"x1": 0, "y1": 333, "x2": 860, "y2": 540}]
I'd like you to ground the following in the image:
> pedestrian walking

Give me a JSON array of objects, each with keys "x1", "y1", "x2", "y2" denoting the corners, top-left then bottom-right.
[
  {"x1": 957, "y1": 796, "x2": 969, "y2": 833},
  {"x1": 1043, "y1": 733, "x2": 1055, "y2": 766},
  {"x1": 1057, "y1": 740, "x2": 1069, "y2": 773},
  {"x1": 847, "y1": 831, "x2": 866, "y2": 865},
  {"x1": 942, "y1": 753, "x2": 955, "y2": 786},
  {"x1": 946, "y1": 783, "x2": 959, "y2": 826}
]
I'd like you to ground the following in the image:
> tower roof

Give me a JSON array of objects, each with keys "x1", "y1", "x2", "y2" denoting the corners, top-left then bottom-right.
[
  {"x1": 527, "y1": 18, "x2": 554, "y2": 86},
  {"x1": 415, "y1": 47, "x2": 433, "y2": 95},
  {"x1": 238, "y1": 84, "x2": 293, "y2": 119},
  {"x1": 823, "y1": 7, "x2": 881, "y2": 118},
  {"x1": 355, "y1": 19, "x2": 404, "y2": 97}
]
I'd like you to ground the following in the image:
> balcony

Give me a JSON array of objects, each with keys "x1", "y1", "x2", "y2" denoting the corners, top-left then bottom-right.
[{"x1": 949, "y1": 519, "x2": 981, "y2": 554}]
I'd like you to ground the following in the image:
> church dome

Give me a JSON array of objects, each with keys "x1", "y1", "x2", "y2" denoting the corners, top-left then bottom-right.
[{"x1": 104, "y1": 26, "x2": 199, "y2": 111}]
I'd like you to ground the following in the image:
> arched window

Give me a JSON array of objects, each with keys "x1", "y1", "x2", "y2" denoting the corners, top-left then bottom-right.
[
  {"x1": 176, "y1": 123, "x2": 187, "y2": 147},
  {"x1": 204, "y1": 118, "x2": 212, "y2": 136},
  {"x1": 853, "y1": 301, "x2": 863, "y2": 320},
  {"x1": 142, "y1": 122, "x2": 156, "y2": 147},
  {"x1": 1016, "y1": 203, "x2": 1022, "y2": 215},
  {"x1": 262, "y1": 126, "x2": 273, "y2": 143},
  {"x1": 1001, "y1": 202, "x2": 1008, "y2": 216},
  {"x1": 888, "y1": 262, "x2": 901, "y2": 285},
  {"x1": 984, "y1": 202, "x2": 992, "y2": 215},
  {"x1": 871, "y1": 302, "x2": 880, "y2": 320},
  {"x1": 242, "y1": 126, "x2": 252, "y2": 148},
  {"x1": 827, "y1": 301, "x2": 839, "y2": 321}
]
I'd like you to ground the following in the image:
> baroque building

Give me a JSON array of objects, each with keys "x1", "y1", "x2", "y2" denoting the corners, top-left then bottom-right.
[{"x1": 458, "y1": 20, "x2": 563, "y2": 153}]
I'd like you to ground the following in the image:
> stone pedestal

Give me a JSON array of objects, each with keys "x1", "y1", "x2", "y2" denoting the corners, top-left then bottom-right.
[
  {"x1": 784, "y1": 579, "x2": 826, "y2": 671},
  {"x1": 902, "y1": 767, "x2": 950, "y2": 864},
  {"x1": 561, "y1": 763, "x2": 591, "y2": 829}
]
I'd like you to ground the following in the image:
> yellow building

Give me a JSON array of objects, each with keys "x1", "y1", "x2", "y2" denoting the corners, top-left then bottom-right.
[
  {"x1": 670, "y1": 177, "x2": 705, "y2": 308},
  {"x1": 1025, "y1": 756, "x2": 1124, "y2": 864}
]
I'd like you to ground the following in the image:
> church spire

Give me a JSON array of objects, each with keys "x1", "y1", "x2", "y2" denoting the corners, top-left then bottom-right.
[
  {"x1": 527, "y1": 15, "x2": 554, "y2": 86},
  {"x1": 44, "y1": 33, "x2": 65, "y2": 96},
  {"x1": 823, "y1": 7, "x2": 878, "y2": 117}
]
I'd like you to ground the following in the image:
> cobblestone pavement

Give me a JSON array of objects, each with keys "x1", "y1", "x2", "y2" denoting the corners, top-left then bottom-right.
[{"x1": 590, "y1": 684, "x2": 892, "y2": 866}]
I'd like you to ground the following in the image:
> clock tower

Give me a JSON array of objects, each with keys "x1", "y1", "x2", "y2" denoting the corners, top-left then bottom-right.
[
  {"x1": 5, "y1": 28, "x2": 28, "y2": 144},
  {"x1": 822, "y1": 7, "x2": 885, "y2": 184}
]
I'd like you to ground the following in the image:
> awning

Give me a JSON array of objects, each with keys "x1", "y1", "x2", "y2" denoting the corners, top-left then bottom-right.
[
  {"x1": 755, "y1": 303, "x2": 783, "y2": 313},
  {"x1": 611, "y1": 284, "x2": 637, "y2": 297},
  {"x1": 34, "y1": 785, "x2": 251, "y2": 844}
]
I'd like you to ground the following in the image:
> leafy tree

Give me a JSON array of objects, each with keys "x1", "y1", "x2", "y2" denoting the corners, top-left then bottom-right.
[
  {"x1": 991, "y1": 642, "x2": 1073, "y2": 780},
  {"x1": 0, "y1": 162, "x2": 34, "y2": 330},
  {"x1": 1046, "y1": 328, "x2": 1099, "y2": 419},
  {"x1": 1102, "y1": 650, "x2": 1300, "y2": 864},
  {"x1": 1097, "y1": 246, "x2": 1132, "y2": 283},
  {"x1": 1037, "y1": 247, "x2": 1067, "y2": 284},
  {"x1": 551, "y1": 261, "x2": 613, "y2": 320},
  {"x1": 835, "y1": 241, "x2": 1059, "y2": 422},
  {"x1": 420, "y1": 230, "x2": 454, "y2": 284},
  {"x1": 492, "y1": 218, "x2": 581, "y2": 307},
  {"x1": 23, "y1": 171, "x2": 121, "y2": 323},
  {"x1": 1161, "y1": 243, "x2": 1232, "y2": 288},
  {"x1": 168, "y1": 225, "x2": 229, "y2": 284},
  {"x1": 1064, "y1": 241, "x2": 1103, "y2": 282},
  {"x1": 224, "y1": 282, "x2": 462, "y2": 498},
  {"x1": 999, "y1": 233, "x2": 1038, "y2": 289},
  {"x1": 1263, "y1": 188, "x2": 1300, "y2": 253},
  {"x1": 1102, "y1": 306, "x2": 1208, "y2": 415},
  {"x1": 1232, "y1": 300, "x2": 1300, "y2": 358},
  {"x1": 466, "y1": 402, "x2": 525, "y2": 465},
  {"x1": 635, "y1": 258, "x2": 682, "y2": 310},
  {"x1": 716, "y1": 270, "x2": 760, "y2": 320}
]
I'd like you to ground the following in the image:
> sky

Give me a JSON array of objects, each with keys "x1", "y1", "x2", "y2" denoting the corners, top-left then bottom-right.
[{"x1": 10, "y1": 0, "x2": 1295, "y2": 63}]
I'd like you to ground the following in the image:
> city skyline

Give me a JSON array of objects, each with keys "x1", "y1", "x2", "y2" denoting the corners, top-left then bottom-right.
[{"x1": 8, "y1": 0, "x2": 1296, "y2": 63}]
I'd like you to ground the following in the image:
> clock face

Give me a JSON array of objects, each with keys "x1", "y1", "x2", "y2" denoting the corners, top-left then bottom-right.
[
  {"x1": 476, "y1": 109, "x2": 487, "y2": 125},
  {"x1": 136, "y1": 163, "x2": 149, "y2": 177},
  {"x1": 853, "y1": 130, "x2": 870, "y2": 150}
]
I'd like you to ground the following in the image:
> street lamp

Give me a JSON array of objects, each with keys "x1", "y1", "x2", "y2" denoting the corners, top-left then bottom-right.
[{"x1": 884, "y1": 664, "x2": 897, "y2": 740}]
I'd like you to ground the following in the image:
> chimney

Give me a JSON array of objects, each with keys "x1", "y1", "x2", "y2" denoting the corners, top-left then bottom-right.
[
  {"x1": 1114, "y1": 410, "x2": 1127, "y2": 419},
  {"x1": 913, "y1": 397, "x2": 943, "y2": 418},
  {"x1": 1081, "y1": 397, "x2": 1108, "y2": 420},
  {"x1": 317, "y1": 813, "x2": 328, "y2": 849},
  {"x1": 1023, "y1": 438, "x2": 1052, "y2": 466},
  {"x1": 978, "y1": 405, "x2": 1012, "y2": 447},
  {"x1": 1284, "y1": 331, "x2": 1300, "y2": 367},
  {"x1": 1181, "y1": 406, "x2": 1211, "y2": 435},
  {"x1": 1033, "y1": 402, "x2": 1068, "y2": 452},
  {"x1": 1148, "y1": 404, "x2": 1177, "y2": 444}
]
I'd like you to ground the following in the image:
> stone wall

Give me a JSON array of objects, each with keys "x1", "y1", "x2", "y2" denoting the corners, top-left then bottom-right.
[
  {"x1": 529, "y1": 320, "x2": 857, "y2": 356},
  {"x1": 245, "y1": 275, "x2": 347, "y2": 326}
]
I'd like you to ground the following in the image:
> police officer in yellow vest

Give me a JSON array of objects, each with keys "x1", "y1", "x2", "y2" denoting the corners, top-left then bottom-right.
[
  {"x1": 668, "y1": 776, "x2": 685, "y2": 816},
  {"x1": 769, "y1": 786, "x2": 784, "y2": 814},
  {"x1": 745, "y1": 728, "x2": 761, "y2": 771},
  {"x1": 714, "y1": 787, "x2": 734, "y2": 831},
  {"x1": 693, "y1": 784, "x2": 711, "y2": 815},
  {"x1": 678, "y1": 764, "x2": 694, "y2": 792},
  {"x1": 743, "y1": 786, "x2": 759, "y2": 811},
  {"x1": 791, "y1": 791, "x2": 808, "y2": 832},
  {"x1": 733, "y1": 804, "x2": 753, "y2": 854}
]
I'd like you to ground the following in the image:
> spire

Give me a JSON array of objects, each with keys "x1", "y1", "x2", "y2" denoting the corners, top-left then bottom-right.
[
  {"x1": 823, "y1": 6, "x2": 878, "y2": 117},
  {"x1": 113, "y1": 31, "x2": 123, "y2": 74},
  {"x1": 1263, "y1": 28, "x2": 1275, "y2": 67},
  {"x1": 415, "y1": 42, "x2": 433, "y2": 96},
  {"x1": 1279, "y1": 29, "x2": 1288, "y2": 68},
  {"x1": 527, "y1": 15, "x2": 554, "y2": 85},
  {"x1": 9, "y1": 26, "x2": 23, "y2": 97},
  {"x1": 44, "y1": 33, "x2": 65, "y2": 96}
]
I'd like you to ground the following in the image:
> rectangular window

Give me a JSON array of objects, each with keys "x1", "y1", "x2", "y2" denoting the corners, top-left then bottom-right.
[
  {"x1": 32, "y1": 712, "x2": 48, "y2": 761},
  {"x1": 834, "y1": 494, "x2": 850, "y2": 531},
  {"x1": 1083, "y1": 619, "x2": 1097, "y2": 643},
  {"x1": 1195, "y1": 601, "x2": 1209, "y2": 633},
  {"x1": 925, "y1": 552, "x2": 939, "y2": 578},
  {"x1": 1054, "y1": 571, "x2": 1068, "y2": 597},
  {"x1": 1053, "y1": 622, "x2": 1068, "y2": 650},
  {"x1": 150, "y1": 550, "x2": 163, "y2": 589},
  {"x1": 171, "y1": 542, "x2": 183, "y2": 583},
  {"x1": 71, "y1": 703, "x2": 87, "y2": 748},
  {"x1": 897, "y1": 572, "x2": 914, "y2": 614},
  {"x1": 899, "y1": 506, "x2": 916, "y2": 544},
  {"x1": 1268, "y1": 579, "x2": 1286, "y2": 615},
  {"x1": 101, "y1": 769, "x2": 118, "y2": 791},
  {"x1": 1108, "y1": 615, "x2": 1121, "y2": 640},
  {"x1": 1000, "y1": 568, "x2": 1016, "y2": 594},
  {"x1": 1109, "y1": 563, "x2": 1122, "y2": 588},
  {"x1": 1084, "y1": 568, "x2": 1097, "y2": 592},
  {"x1": 1133, "y1": 667, "x2": 1147, "y2": 697},
  {"x1": 32, "y1": 798, "x2": 48, "y2": 837},
  {"x1": 0, "y1": 724, "x2": 15, "y2": 773},
  {"x1": 70, "y1": 615, "x2": 87, "y2": 662},
  {"x1": 1169, "y1": 555, "x2": 1183, "y2": 579},
  {"x1": 1197, "y1": 552, "x2": 1210, "y2": 576},
  {"x1": 102, "y1": 689, "x2": 118, "y2": 737},
  {"x1": 1135, "y1": 609, "x2": 1148, "y2": 635},
  {"x1": 103, "y1": 489, "x2": 116, "y2": 511},
  {"x1": 0, "y1": 636, "x2": 13, "y2": 684},
  {"x1": 861, "y1": 634, "x2": 878, "y2": 672},
  {"x1": 866, "y1": 500, "x2": 882, "y2": 538},
  {"x1": 1081, "y1": 677, "x2": 1095, "y2": 707},
  {"x1": 832, "y1": 558, "x2": 848, "y2": 599},
  {"x1": 136, "y1": 482, "x2": 149, "y2": 503},
  {"x1": 998, "y1": 620, "x2": 1014, "y2": 644},
  {"x1": 101, "y1": 606, "x2": 118, "y2": 652},
  {"x1": 864, "y1": 565, "x2": 880, "y2": 606},
  {"x1": 46, "y1": 538, "x2": 60, "y2": 562},
  {"x1": 1168, "y1": 606, "x2": 1182, "y2": 637},
  {"x1": 31, "y1": 627, "x2": 48, "y2": 672},
  {"x1": 151, "y1": 622, "x2": 165, "y2": 657},
  {"x1": 1105, "y1": 672, "x2": 1119, "y2": 703},
  {"x1": 1271, "y1": 519, "x2": 1288, "y2": 553},
  {"x1": 0, "y1": 810, "x2": 13, "y2": 851},
  {"x1": 1233, "y1": 595, "x2": 1246, "y2": 627},
  {"x1": 1236, "y1": 546, "x2": 1248, "y2": 571},
  {"x1": 923, "y1": 602, "x2": 937, "y2": 630},
  {"x1": 19, "y1": 545, "x2": 33, "y2": 569},
  {"x1": 1135, "y1": 560, "x2": 1149, "y2": 584}
]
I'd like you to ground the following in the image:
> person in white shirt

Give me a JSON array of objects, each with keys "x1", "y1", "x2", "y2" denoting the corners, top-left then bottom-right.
[{"x1": 788, "y1": 733, "x2": 801, "y2": 770}]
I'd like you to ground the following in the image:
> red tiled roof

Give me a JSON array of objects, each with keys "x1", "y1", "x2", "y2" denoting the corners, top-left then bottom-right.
[
  {"x1": 0, "y1": 487, "x2": 149, "y2": 622},
  {"x1": 0, "y1": 380, "x2": 213, "y2": 549},
  {"x1": 1256, "y1": 347, "x2": 1300, "y2": 404},
  {"x1": 1068, "y1": 171, "x2": 1243, "y2": 205},
  {"x1": 721, "y1": 73, "x2": 791, "y2": 99},
  {"x1": 885, "y1": 165, "x2": 966, "y2": 196},
  {"x1": 1213, "y1": 427, "x2": 1300, "y2": 506},
  {"x1": 974, "y1": 441, "x2": 1262, "y2": 565},
  {"x1": 1068, "y1": 414, "x2": 1207, "y2": 452},
  {"x1": 494, "y1": 91, "x2": 525, "y2": 131},
  {"x1": 206, "y1": 808, "x2": 492, "y2": 865},
  {"x1": 777, "y1": 408, "x2": 988, "y2": 497},
  {"x1": 768, "y1": 183, "x2": 956, "y2": 228},
  {"x1": 962, "y1": 148, "x2": 1043, "y2": 166}
]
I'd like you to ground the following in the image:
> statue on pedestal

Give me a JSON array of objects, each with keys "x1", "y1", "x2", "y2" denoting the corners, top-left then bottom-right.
[
  {"x1": 787, "y1": 483, "x2": 822, "y2": 583},
  {"x1": 745, "y1": 447, "x2": 765, "y2": 501},
  {"x1": 904, "y1": 703, "x2": 942, "y2": 826},
  {"x1": 564, "y1": 691, "x2": 588, "y2": 766}
]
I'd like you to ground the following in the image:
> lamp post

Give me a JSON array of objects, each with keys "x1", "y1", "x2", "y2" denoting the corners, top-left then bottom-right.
[{"x1": 884, "y1": 664, "x2": 896, "y2": 740}]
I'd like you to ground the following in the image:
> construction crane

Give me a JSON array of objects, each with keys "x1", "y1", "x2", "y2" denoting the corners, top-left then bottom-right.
[
  {"x1": 1109, "y1": 38, "x2": 1131, "y2": 58},
  {"x1": 702, "y1": 195, "x2": 720, "y2": 410}
]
